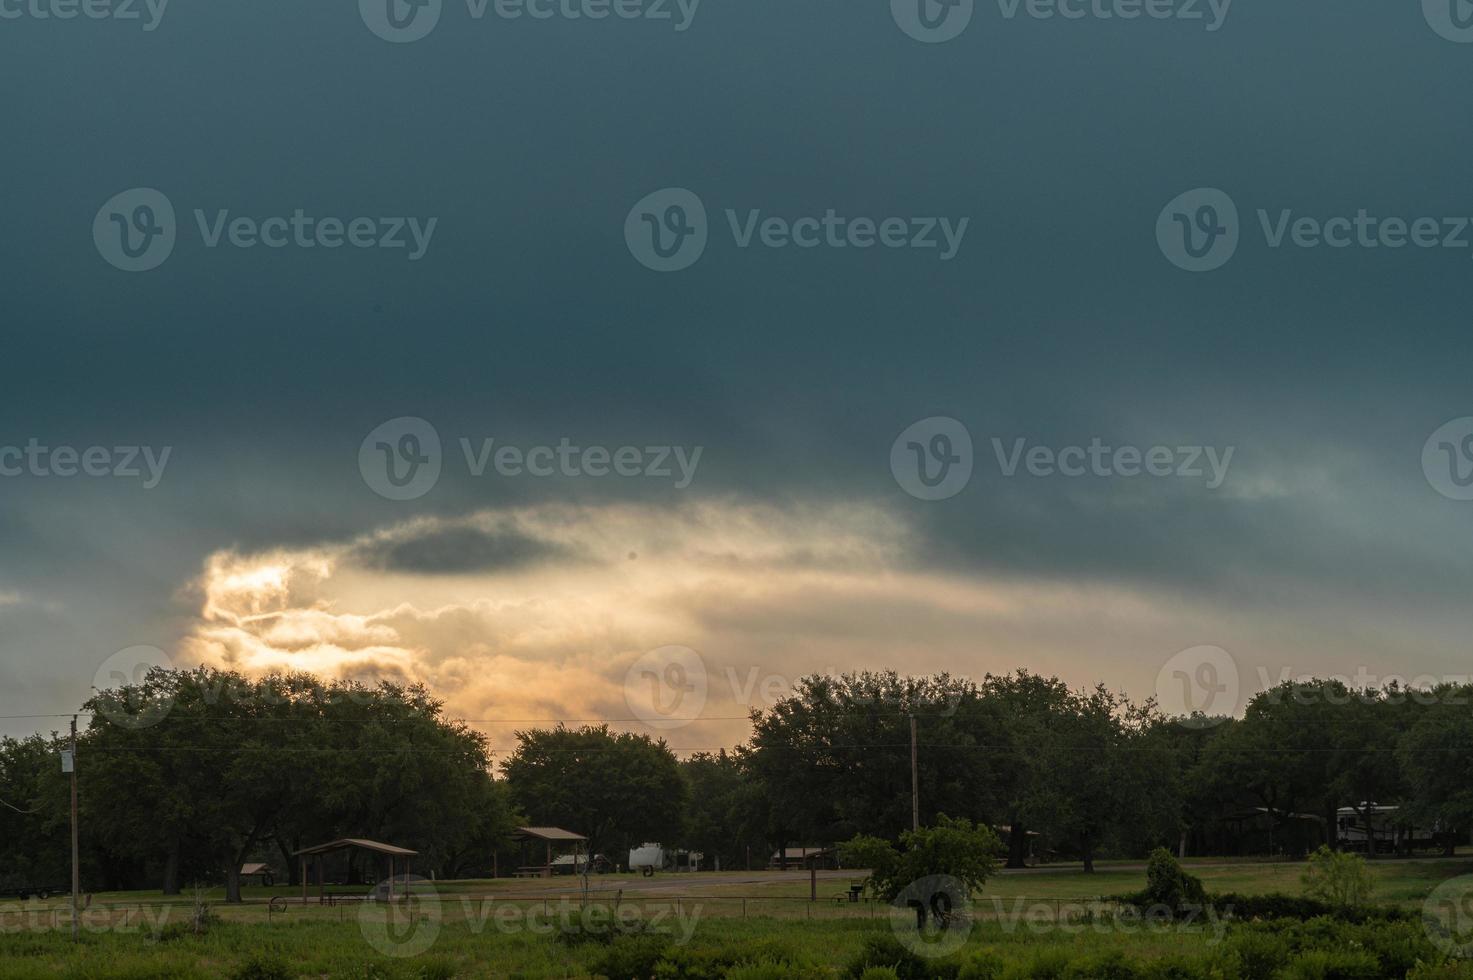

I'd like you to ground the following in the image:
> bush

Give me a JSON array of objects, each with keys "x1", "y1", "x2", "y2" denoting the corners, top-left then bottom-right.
[
  {"x1": 1207, "y1": 892, "x2": 1411, "y2": 924},
  {"x1": 840, "y1": 815, "x2": 1000, "y2": 902},
  {"x1": 228, "y1": 953, "x2": 292, "y2": 980},
  {"x1": 1212, "y1": 917, "x2": 1439, "y2": 979},
  {"x1": 956, "y1": 950, "x2": 1007, "y2": 980},
  {"x1": 1409, "y1": 965, "x2": 1473, "y2": 980},
  {"x1": 723, "y1": 964, "x2": 828, "y2": 980},
  {"x1": 841, "y1": 934, "x2": 957, "y2": 980},
  {"x1": 651, "y1": 938, "x2": 814, "y2": 979},
  {"x1": 1215, "y1": 928, "x2": 1295, "y2": 980},
  {"x1": 857, "y1": 970, "x2": 902, "y2": 980},
  {"x1": 1141, "y1": 848, "x2": 1207, "y2": 909},
  {"x1": 1061, "y1": 951, "x2": 1143, "y2": 980},
  {"x1": 1276, "y1": 949, "x2": 1382, "y2": 980},
  {"x1": 998, "y1": 949, "x2": 1070, "y2": 980},
  {"x1": 588, "y1": 934, "x2": 672, "y2": 980},
  {"x1": 1140, "y1": 957, "x2": 1217, "y2": 980},
  {"x1": 1301, "y1": 847, "x2": 1375, "y2": 909}
]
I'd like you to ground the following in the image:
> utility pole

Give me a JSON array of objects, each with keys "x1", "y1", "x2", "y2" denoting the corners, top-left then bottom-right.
[
  {"x1": 69, "y1": 715, "x2": 79, "y2": 943},
  {"x1": 910, "y1": 715, "x2": 919, "y2": 832}
]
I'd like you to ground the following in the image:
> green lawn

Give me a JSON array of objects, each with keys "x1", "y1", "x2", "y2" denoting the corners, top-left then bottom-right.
[{"x1": 3, "y1": 858, "x2": 1473, "y2": 977}]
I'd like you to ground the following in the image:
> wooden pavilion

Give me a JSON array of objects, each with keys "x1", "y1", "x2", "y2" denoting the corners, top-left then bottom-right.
[
  {"x1": 512, "y1": 826, "x2": 587, "y2": 878},
  {"x1": 292, "y1": 838, "x2": 419, "y2": 903}
]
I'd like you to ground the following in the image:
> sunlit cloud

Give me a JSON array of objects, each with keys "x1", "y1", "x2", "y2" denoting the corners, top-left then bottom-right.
[{"x1": 171, "y1": 496, "x2": 1467, "y2": 754}]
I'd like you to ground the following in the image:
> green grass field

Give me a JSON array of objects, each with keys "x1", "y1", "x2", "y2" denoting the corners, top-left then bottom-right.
[{"x1": 3, "y1": 858, "x2": 1473, "y2": 978}]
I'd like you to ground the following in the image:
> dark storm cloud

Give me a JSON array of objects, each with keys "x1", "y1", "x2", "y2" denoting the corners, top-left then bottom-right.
[
  {"x1": 2, "y1": 0, "x2": 1472, "y2": 719},
  {"x1": 350, "y1": 520, "x2": 581, "y2": 575}
]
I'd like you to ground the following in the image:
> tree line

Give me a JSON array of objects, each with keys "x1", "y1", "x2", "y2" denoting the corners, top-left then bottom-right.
[{"x1": 2, "y1": 666, "x2": 1470, "y2": 899}]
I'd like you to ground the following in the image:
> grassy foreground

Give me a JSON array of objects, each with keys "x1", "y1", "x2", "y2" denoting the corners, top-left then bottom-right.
[
  {"x1": 2, "y1": 858, "x2": 1473, "y2": 978},
  {"x1": 0, "y1": 910, "x2": 1469, "y2": 979}
]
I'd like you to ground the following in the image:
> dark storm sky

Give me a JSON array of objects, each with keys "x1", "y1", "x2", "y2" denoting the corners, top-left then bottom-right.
[{"x1": 2, "y1": 0, "x2": 1472, "y2": 731}]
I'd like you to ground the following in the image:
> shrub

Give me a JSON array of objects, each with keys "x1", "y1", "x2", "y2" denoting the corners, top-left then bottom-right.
[
  {"x1": 998, "y1": 949, "x2": 1070, "y2": 980},
  {"x1": 1141, "y1": 848, "x2": 1207, "y2": 909},
  {"x1": 1061, "y1": 951, "x2": 1144, "y2": 980},
  {"x1": 857, "y1": 970, "x2": 902, "y2": 980},
  {"x1": 1409, "y1": 964, "x2": 1473, "y2": 979},
  {"x1": 1212, "y1": 917, "x2": 1438, "y2": 979},
  {"x1": 956, "y1": 950, "x2": 1006, "y2": 980},
  {"x1": 651, "y1": 938, "x2": 814, "y2": 979},
  {"x1": 1208, "y1": 892, "x2": 1410, "y2": 924},
  {"x1": 1141, "y1": 957, "x2": 1217, "y2": 980},
  {"x1": 839, "y1": 815, "x2": 1000, "y2": 902},
  {"x1": 841, "y1": 934, "x2": 957, "y2": 980},
  {"x1": 1276, "y1": 949, "x2": 1382, "y2": 980},
  {"x1": 228, "y1": 953, "x2": 292, "y2": 980},
  {"x1": 1301, "y1": 847, "x2": 1375, "y2": 909},
  {"x1": 588, "y1": 934, "x2": 672, "y2": 980},
  {"x1": 1215, "y1": 928, "x2": 1294, "y2": 980},
  {"x1": 723, "y1": 964, "x2": 828, "y2": 980}
]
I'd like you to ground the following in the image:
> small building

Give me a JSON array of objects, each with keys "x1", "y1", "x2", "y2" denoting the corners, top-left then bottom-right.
[
  {"x1": 511, "y1": 826, "x2": 588, "y2": 878},
  {"x1": 293, "y1": 839, "x2": 419, "y2": 903},
  {"x1": 239, "y1": 863, "x2": 274, "y2": 887}
]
